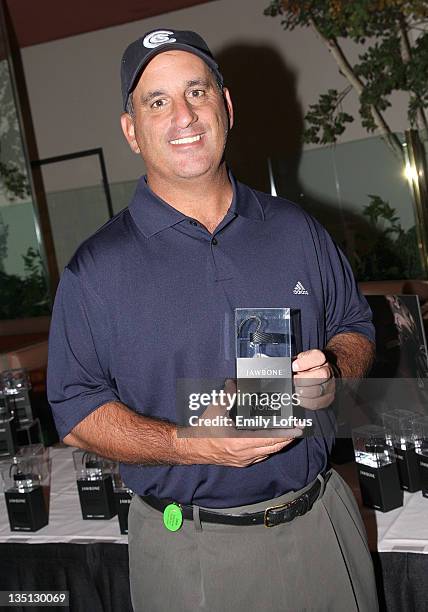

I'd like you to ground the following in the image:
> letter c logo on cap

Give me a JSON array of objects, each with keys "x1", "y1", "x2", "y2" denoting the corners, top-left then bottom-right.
[{"x1": 143, "y1": 30, "x2": 176, "y2": 49}]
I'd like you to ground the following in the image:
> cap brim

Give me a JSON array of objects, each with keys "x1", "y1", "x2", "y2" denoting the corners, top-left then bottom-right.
[{"x1": 125, "y1": 43, "x2": 223, "y2": 109}]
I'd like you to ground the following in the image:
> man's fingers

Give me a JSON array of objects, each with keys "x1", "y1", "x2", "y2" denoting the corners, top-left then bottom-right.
[
  {"x1": 295, "y1": 373, "x2": 336, "y2": 409},
  {"x1": 292, "y1": 349, "x2": 327, "y2": 373},
  {"x1": 294, "y1": 365, "x2": 332, "y2": 385},
  {"x1": 248, "y1": 435, "x2": 300, "y2": 464},
  {"x1": 296, "y1": 377, "x2": 335, "y2": 399},
  {"x1": 297, "y1": 392, "x2": 335, "y2": 411},
  {"x1": 239, "y1": 428, "x2": 303, "y2": 442},
  {"x1": 252, "y1": 455, "x2": 269, "y2": 464},
  {"x1": 223, "y1": 378, "x2": 237, "y2": 396}
]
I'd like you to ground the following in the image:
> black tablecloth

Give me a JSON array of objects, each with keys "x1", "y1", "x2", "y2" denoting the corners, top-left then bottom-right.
[
  {"x1": 0, "y1": 543, "x2": 427, "y2": 612},
  {"x1": 0, "y1": 543, "x2": 132, "y2": 612},
  {"x1": 372, "y1": 552, "x2": 428, "y2": 612}
]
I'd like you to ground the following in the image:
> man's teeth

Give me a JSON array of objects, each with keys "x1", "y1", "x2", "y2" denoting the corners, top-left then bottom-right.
[{"x1": 170, "y1": 134, "x2": 202, "y2": 145}]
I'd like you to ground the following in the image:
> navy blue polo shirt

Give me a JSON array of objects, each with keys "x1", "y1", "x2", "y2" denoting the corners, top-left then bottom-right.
[{"x1": 47, "y1": 172, "x2": 374, "y2": 507}]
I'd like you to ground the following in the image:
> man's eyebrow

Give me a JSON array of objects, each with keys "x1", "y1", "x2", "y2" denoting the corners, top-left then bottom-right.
[
  {"x1": 139, "y1": 78, "x2": 213, "y2": 104},
  {"x1": 140, "y1": 90, "x2": 166, "y2": 105},
  {"x1": 186, "y1": 78, "x2": 211, "y2": 88}
]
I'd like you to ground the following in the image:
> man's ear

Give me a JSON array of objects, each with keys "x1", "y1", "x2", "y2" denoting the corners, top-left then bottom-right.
[
  {"x1": 223, "y1": 87, "x2": 234, "y2": 131},
  {"x1": 120, "y1": 112, "x2": 140, "y2": 154}
]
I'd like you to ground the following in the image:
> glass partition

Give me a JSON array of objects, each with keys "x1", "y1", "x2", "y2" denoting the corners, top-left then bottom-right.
[
  {"x1": 0, "y1": 50, "x2": 50, "y2": 319},
  {"x1": 271, "y1": 131, "x2": 427, "y2": 281},
  {"x1": 36, "y1": 150, "x2": 117, "y2": 273},
  {"x1": 43, "y1": 177, "x2": 136, "y2": 273}
]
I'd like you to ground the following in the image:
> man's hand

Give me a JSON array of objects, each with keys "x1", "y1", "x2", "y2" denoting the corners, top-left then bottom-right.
[
  {"x1": 292, "y1": 349, "x2": 336, "y2": 410},
  {"x1": 178, "y1": 432, "x2": 299, "y2": 468},
  {"x1": 175, "y1": 380, "x2": 302, "y2": 467}
]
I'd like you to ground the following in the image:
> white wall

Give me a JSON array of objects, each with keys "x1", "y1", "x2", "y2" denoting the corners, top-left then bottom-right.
[{"x1": 20, "y1": 0, "x2": 409, "y2": 192}]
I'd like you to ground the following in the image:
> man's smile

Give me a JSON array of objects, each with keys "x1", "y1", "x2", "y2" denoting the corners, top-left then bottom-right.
[{"x1": 169, "y1": 133, "x2": 204, "y2": 145}]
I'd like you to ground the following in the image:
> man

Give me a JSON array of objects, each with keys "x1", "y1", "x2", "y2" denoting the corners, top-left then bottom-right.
[{"x1": 47, "y1": 29, "x2": 378, "y2": 611}]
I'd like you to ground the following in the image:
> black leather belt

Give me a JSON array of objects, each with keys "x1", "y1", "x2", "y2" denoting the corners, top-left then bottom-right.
[{"x1": 141, "y1": 471, "x2": 331, "y2": 528}]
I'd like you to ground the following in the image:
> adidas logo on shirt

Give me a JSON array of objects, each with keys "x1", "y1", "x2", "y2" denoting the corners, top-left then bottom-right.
[{"x1": 293, "y1": 282, "x2": 309, "y2": 295}]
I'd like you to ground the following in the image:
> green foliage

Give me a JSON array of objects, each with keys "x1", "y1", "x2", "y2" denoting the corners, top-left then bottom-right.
[
  {"x1": 363, "y1": 194, "x2": 402, "y2": 230},
  {"x1": 0, "y1": 62, "x2": 45, "y2": 316},
  {"x1": 0, "y1": 214, "x2": 8, "y2": 273},
  {"x1": 264, "y1": 1, "x2": 414, "y2": 39},
  {"x1": 0, "y1": 247, "x2": 50, "y2": 319},
  {"x1": 265, "y1": 1, "x2": 427, "y2": 281},
  {"x1": 406, "y1": 32, "x2": 428, "y2": 124},
  {"x1": 264, "y1": 0, "x2": 428, "y2": 144},
  {"x1": 0, "y1": 161, "x2": 30, "y2": 201},
  {"x1": 0, "y1": 61, "x2": 30, "y2": 201},
  {"x1": 304, "y1": 88, "x2": 354, "y2": 144},
  {"x1": 353, "y1": 194, "x2": 423, "y2": 280}
]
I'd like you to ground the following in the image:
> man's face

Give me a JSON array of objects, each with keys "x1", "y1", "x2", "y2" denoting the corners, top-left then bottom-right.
[{"x1": 121, "y1": 50, "x2": 233, "y2": 183}]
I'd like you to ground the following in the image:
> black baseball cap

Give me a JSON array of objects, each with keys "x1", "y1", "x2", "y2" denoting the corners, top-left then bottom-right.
[{"x1": 121, "y1": 29, "x2": 224, "y2": 111}]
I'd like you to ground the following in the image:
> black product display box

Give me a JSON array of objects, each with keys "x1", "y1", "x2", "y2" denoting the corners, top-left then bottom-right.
[
  {"x1": 115, "y1": 490, "x2": 132, "y2": 534},
  {"x1": 77, "y1": 474, "x2": 117, "y2": 519},
  {"x1": 418, "y1": 457, "x2": 428, "y2": 498},
  {"x1": 0, "y1": 416, "x2": 19, "y2": 457},
  {"x1": 393, "y1": 446, "x2": 421, "y2": 492},
  {"x1": 5, "y1": 487, "x2": 48, "y2": 531},
  {"x1": 357, "y1": 462, "x2": 403, "y2": 512}
]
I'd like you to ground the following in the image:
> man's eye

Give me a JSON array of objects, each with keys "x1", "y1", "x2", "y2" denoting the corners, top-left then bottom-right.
[
  {"x1": 189, "y1": 89, "x2": 205, "y2": 98},
  {"x1": 151, "y1": 99, "x2": 166, "y2": 109}
]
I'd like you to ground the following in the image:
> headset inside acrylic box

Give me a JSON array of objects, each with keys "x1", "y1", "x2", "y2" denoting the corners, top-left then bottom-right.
[
  {"x1": 234, "y1": 307, "x2": 301, "y2": 429},
  {"x1": 352, "y1": 424, "x2": 403, "y2": 512},
  {"x1": 73, "y1": 450, "x2": 117, "y2": 520},
  {"x1": 1, "y1": 445, "x2": 51, "y2": 531}
]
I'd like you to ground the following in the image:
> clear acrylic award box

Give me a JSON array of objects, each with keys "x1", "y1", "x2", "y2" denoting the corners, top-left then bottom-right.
[
  {"x1": 352, "y1": 424, "x2": 403, "y2": 512},
  {"x1": 234, "y1": 308, "x2": 299, "y2": 429},
  {"x1": 353, "y1": 424, "x2": 394, "y2": 469},
  {"x1": 382, "y1": 408, "x2": 422, "y2": 492},
  {"x1": 413, "y1": 415, "x2": 428, "y2": 497},
  {"x1": 0, "y1": 387, "x2": 18, "y2": 457},
  {"x1": 382, "y1": 409, "x2": 418, "y2": 451},
  {"x1": 1, "y1": 368, "x2": 42, "y2": 451},
  {"x1": 1, "y1": 369, "x2": 33, "y2": 425},
  {"x1": 1, "y1": 446, "x2": 50, "y2": 531},
  {"x1": 73, "y1": 450, "x2": 117, "y2": 519},
  {"x1": 413, "y1": 415, "x2": 428, "y2": 457}
]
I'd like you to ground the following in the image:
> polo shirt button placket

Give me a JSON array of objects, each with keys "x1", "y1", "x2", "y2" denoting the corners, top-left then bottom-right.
[
  {"x1": 211, "y1": 238, "x2": 218, "y2": 246},
  {"x1": 189, "y1": 220, "x2": 198, "y2": 227}
]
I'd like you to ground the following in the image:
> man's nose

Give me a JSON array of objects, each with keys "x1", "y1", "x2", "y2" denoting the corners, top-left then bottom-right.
[{"x1": 173, "y1": 98, "x2": 198, "y2": 129}]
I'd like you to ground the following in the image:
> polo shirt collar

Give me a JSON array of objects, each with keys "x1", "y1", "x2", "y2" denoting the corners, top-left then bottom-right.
[
  {"x1": 129, "y1": 169, "x2": 265, "y2": 238},
  {"x1": 228, "y1": 172, "x2": 265, "y2": 222}
]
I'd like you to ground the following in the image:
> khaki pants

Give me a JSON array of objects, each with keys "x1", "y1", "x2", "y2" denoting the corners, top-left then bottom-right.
[{"x1": 128, "y1": 470, "x2": 378, "y2": 612}]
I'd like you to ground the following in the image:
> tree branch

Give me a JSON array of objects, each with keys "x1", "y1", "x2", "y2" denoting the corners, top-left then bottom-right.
[
  {"x1": 308, "y1": 16, "x2": 403, "y2": 159},
  {"x1": 398, "y1": 14, "x2": 428, "y2": 134}
]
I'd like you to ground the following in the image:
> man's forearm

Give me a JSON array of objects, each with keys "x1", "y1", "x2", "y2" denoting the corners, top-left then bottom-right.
[
  {"x1": 325, "y1": 332, "x2": 375, "y2": 378},
  {"x1": 63, "y1": 399, "x2": 296, "y2": 468},
  {"x1": 63, "y1": 401, "x2": 182, "y2": 465}
]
